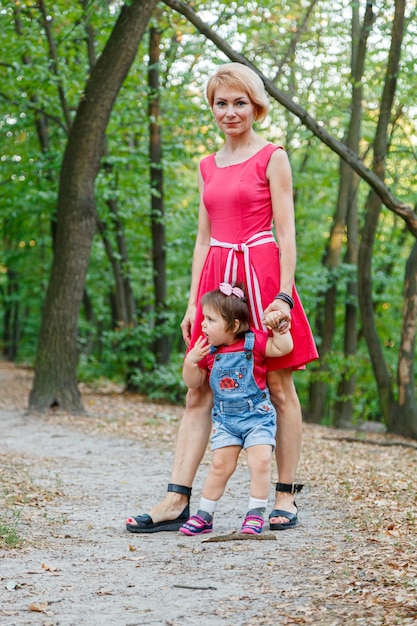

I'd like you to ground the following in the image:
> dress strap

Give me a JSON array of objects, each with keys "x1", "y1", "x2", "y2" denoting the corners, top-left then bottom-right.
[{"x1": 210, "y1": 231, "x2": 276, "y2": 331}]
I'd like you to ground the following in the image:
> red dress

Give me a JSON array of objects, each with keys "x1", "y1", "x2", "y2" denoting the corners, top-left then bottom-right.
[{"x1": 190, "y1": 143, "x2": 318, "y2": 371}]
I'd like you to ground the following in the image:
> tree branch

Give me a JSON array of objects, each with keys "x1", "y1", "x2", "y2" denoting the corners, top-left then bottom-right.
[{"x1": 163, "y1": 0, "x2": 417, "y2": 236}]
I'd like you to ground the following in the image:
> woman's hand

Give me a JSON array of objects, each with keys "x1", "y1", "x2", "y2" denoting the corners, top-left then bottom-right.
[
  {"x1": 263, "y1": 300, "x2": 291, "y2": 332},
  {"x1": 264, "y1": 309, "x2": 289, "y2": 331},
  {"x1": 180, "y1": 304, "x2": 197, "y2": 346}
]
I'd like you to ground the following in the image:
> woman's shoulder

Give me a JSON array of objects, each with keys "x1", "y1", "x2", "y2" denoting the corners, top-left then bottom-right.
[
  {"x1": 200, "y1": 152, "x2": 216, "y2": 164},
  {"x1": 266, "y1": 144, "x2": 291, "y2": 177},
  {"x1": 251, "y1": 142, "x2": 285, "y2": 168},
  {"x1": 264, "y1": 142, "x2": 285, "y2": 157},
  {"x1": 199, "y1": 153, "x2": 216, "y2": 176}
]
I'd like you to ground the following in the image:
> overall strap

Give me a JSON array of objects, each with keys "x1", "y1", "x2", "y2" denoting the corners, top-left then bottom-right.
[{"x1": 243, "y1": 332, "x2": 255, "y2": 351}]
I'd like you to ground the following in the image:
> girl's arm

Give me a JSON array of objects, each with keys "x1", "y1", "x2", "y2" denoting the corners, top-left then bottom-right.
[
  {"x1": 264, "y1": 310, "x2": 294, "y2": 358},
  {"x1": 182, "y1": 336, "x2": 210, "y2": 388},
  {"x1": 180, "y1": 166, "x2": 211, "y2": 346}
]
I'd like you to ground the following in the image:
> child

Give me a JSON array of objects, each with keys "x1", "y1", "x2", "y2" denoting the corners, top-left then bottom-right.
[{"x1": 179, "y1": 282, "x2": 293, "y2": 536}]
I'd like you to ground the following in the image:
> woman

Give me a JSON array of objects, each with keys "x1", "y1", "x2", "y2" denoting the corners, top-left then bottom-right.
[{"x1": 125, "y1": 62, "x2": 318, "y2": 533}]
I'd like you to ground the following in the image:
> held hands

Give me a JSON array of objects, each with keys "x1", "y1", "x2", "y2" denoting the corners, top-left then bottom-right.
[
  {"x1": 264, "y1": 308, "x2": 291, "y2": 333},
  {"x1": 185, "y1": 335, "x2": 211, "y2": 365}
]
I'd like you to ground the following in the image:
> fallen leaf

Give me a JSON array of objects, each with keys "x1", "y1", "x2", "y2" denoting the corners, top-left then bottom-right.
[
  {"x1": 42, "y1": 563, "x2": 59, "y2": 572},
  {"x1": 28, "y1": 602, "x2": 49, "y2": 612}
]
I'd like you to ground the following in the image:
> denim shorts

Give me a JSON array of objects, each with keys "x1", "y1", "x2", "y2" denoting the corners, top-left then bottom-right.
[{"x1": 211, "y1": 398, "x2": 276, "y2": 451}]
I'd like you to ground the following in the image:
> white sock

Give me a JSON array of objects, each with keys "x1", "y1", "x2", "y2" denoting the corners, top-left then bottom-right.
[
  {"x1": 248, "y1": 497, "x2": 268, "y2": 513},
  {"x1": 199, "y1": 497, "x2": 219, "y2": 515}
]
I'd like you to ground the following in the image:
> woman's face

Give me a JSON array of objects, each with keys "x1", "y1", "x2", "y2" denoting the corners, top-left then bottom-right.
[{"x1": 211, "y1": 87, "x2": 256, "y2": 137}]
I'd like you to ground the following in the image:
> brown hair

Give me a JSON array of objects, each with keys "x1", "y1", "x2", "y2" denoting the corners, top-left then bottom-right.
[
  {"x1": 201, "y1": 283, "x2": 250, "y2": 336},
  {"x1": 206, "y1": 63, "x2": 270, "y2": 122}
]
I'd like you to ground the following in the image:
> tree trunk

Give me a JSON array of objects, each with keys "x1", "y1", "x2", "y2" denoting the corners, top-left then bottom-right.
[
  {"x1": 2, "y1": 269, "x2": 19, "y2": 361},
  {"x1": 394, "y1": 241, "x2": 417, "y2": 437},
  {"x1": 149, "y1": 23, "x2": 170, "y2": 365},
  {"x1": 334, "y1": 1, "x2": 374, "y2": 427},
  {"x1": 97, "y1": 202, "x2": 137, "y2": 327},
  {"x1": 29, "y1": 0, "x2": 158, "y2": 413},
  {"x1": 358, "y1": 0, "x2": 406, "y2": 424},
  {"x1": 37, "y1": 0, "x2": 72, "y2": 133},
  {"x1": 309, "y1": 1, "x2": 374, "y2": 424},
  {"x1": 82, "y1": 10, "x2": 137, "y2": 335}
]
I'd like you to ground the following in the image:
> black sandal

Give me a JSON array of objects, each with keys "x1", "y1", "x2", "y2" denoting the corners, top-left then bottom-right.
[
  {"x1": 125, "y1": 483, "x2": 192, "y2": 533},
  {"x1": 269, "y1": 482, "x2": 303, "y2": 531}
]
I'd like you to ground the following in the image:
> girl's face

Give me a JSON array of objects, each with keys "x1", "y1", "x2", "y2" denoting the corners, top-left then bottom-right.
[
  {"x1": 201, "y1": 304, "x2": 238, "y2": 346},
  {"x1": 211, "y1": 88, "x2": 256, "y2": 137}
]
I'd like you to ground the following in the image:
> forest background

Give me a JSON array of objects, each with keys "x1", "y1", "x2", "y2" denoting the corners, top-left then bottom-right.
[{"x1": 1, "y1": 0, "x2": 416, "y2": 437}]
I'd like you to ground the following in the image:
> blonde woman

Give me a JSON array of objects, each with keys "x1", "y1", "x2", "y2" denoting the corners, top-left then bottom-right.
[{"x1": 125, "y1": 63, "x2": 318, "y2": 533}]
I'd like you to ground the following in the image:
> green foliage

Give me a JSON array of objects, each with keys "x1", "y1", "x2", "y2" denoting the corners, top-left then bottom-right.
[
  {"x1": 304, "y1": 350, "x2": 382, "y2": 424},
  {"x1": 1, "y1": 1, "x2": 416, "y2": 427},
  {"x1": 128, "y1": 354, "x2": 187, "y2": 405}
]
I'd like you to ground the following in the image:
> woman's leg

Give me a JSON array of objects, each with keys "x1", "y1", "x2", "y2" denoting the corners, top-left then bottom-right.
[
  {"x1": 125, "y1": 379, "x2": 213, "y2": 527},
  {"x1": 267, "y1": 369, "x2": 303, "y2": 525}
]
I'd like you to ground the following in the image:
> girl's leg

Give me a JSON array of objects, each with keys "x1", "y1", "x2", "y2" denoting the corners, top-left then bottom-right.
[
  {"x1": 267, "y1": 369, "x2": 303, "y2": 525},
  {"x1": 245, "y1": 444, "x2": 273, "y2": 501},
  {"x1": 201, "y1": 445, "x2": 241, "y2": 502},
  {"x1": 125, "y1": 380, "x2": 213, "y2": 527},
  {"x1": 178, "y1": 445, "x2": 240, "y2": 536},
  {"x1": 240, "y1": 444, "x2": 272, "y2": 535}
]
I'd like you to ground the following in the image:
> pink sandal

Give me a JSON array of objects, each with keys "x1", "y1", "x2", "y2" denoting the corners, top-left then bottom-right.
[
  {"x1": 240, "y1": 514, "x2": 264, "y2": 535},
  {"x1": 179, "y1": 515, "x2": 213, "y2": 536}
]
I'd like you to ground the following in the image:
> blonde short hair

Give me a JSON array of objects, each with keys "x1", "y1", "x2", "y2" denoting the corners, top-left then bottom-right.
[{"x1": 206, "y1": 63, "x2": 270, "y2": 122}]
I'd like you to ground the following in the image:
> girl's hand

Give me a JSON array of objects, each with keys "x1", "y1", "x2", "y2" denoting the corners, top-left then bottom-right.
[
  {"x1": 186, "y1": 335, "x2": 210, "y2": 364},
  {"x1": 264, "y1": 308, "x2": 291, "y2": 332}
]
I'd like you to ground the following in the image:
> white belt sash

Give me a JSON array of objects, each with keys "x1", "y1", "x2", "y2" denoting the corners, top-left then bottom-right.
[{"x1": 210, "y1": 230, "x2": 276, "y2": 331}]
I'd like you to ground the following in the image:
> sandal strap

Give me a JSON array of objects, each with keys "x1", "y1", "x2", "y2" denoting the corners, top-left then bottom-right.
[
  {"x1": 179, "y1": 514, "x2": 213, "y2": 535},
  {"x1": 241, "y1": 514, "x2": 264, "y2": 534},
  {"x1": 167, "y1": 483, "x2": 192, "y2": 497},
  {"x1": 242, "y1": 514, "x2": 264, "y2": 527},
  {"x1": 275, "y1": 482, "x2": 303, "y2": 494}
]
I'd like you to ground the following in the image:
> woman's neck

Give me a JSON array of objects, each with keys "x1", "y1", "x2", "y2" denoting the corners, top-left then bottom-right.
[
  {"x1": 217, "y1": 131, "x2": 266, "y2": 168},
  {"x1": 224, "y1": 129, "x2": 256, "y2": 152}
]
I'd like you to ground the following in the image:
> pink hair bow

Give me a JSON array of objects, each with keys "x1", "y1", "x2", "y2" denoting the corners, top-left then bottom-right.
[{"x1": 219, "y1": 282, "x2": 245, "y2": 299}]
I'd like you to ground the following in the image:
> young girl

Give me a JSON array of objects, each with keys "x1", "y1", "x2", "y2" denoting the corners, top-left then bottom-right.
[{"x1": 179, "y1": 283, "x2": 293, "y2": 536}]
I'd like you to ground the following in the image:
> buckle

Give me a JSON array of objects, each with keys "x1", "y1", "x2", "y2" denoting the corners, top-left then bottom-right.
[{"x1": 276, "y1": 482, "x2": 304, "y2": 494}]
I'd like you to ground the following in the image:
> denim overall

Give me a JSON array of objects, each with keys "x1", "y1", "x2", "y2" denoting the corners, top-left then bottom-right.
[{"x1": 209, "y1": 332, "x2": 277, "y2": 451}]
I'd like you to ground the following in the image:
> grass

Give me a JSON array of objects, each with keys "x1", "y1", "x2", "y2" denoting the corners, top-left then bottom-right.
[
  {"x1": 0, "y1": 517, "x2": 20, "y2": 548},
  {"x1": 0, "y1": 454, "x2": 61, "y2": 550}
]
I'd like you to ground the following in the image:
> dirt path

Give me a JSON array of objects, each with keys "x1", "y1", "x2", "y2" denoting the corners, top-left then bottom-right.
[{"x1": 1, "y1": 364, "x2": 416, "y2": 625}]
